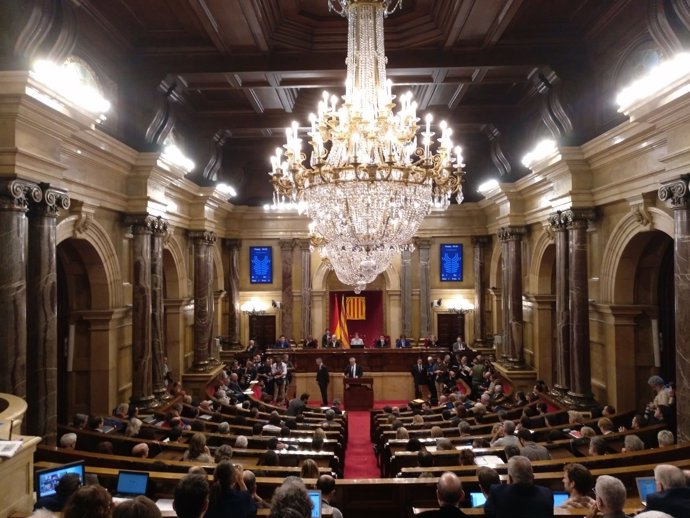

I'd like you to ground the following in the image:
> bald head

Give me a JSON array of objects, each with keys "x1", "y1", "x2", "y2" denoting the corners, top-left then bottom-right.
[{"x1": 436, "y1": 472, "x2": 464, "y2": 507}]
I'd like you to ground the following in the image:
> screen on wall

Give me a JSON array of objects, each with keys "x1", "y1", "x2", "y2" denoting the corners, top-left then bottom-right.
[
  {"x1": 440, "y1": 243, "x2": 463, "y2": 281},
  {"x1": 250, "y1": 246, "x2": 273, "y2": 284}
]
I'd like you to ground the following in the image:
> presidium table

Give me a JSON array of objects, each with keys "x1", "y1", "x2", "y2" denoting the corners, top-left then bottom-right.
[{"x1": 265, "y1": 348, "x2": 450, "y2": 409}]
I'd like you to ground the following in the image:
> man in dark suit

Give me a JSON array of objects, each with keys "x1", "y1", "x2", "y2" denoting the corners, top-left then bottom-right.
[
  {"x1": 396, "y1": 334, "x2": 411, "y2": 348},
  {"x1": 374, "y1": 335, "x2": 389, "y2": 348},
  {"x1": 286, "y1": 393, "x2": 309, "y2": 417},
  {"x1": 646, "y1": 464, "x2": 690, "y2": 517},
  {"x1": 274, "y1": 335, "x2": 290, "y2": 349},
  {"x1": 484, "y1": 456, "x2": 553, "y2": 518},
  {"x1": 417, "y1": 472, "x2": 468, "y2": 517},
  {"x1": 315, "y1": 357, "x2": 330, "y2": 406},
  {"x1": 343, "y1": 357, "x2": 363, "y2": 378},
  {"x1": 411, "y1": 358, "x2": 427, "y2": 399}
]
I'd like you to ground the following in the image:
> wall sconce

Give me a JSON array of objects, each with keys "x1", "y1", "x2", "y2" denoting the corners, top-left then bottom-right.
[
  {"x1": 430, "y1": 299, "x2": 443, "y2": 308},
  {"x1": 271, "y1": 300, "x2": 282, "y2": 309},
  {"x1": 446, "y1": 298, "x2": 474, "y2": 314},
  {"x1": 241, "y1": 300, "x2": 267, "y2": 315}
]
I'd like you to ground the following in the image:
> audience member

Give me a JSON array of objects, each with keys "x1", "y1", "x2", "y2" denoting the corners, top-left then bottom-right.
[
  {"x1": 270, "y1": 477, "x2": 313, "y2": 518},
  {"x1": 598, "y1": 418, "x2": 615, "y2": 435},
  {"x1": 657, "y1": 430, "x2": 675, "y2": 447},
  {"x1": 112, "y1": 496, "x2": 161, "y2": 518},
  {"x1": 243, "y1": 470, "x2": 270, "y2": 509},
  {"x1": 646, "y1": 464, "x2": 690, "y2": 517},
  {"x1": 235, "y1": 435, "x2": 249, "y2": 448},
  {"x1": 623, "y1": 434, "x2": 645, "y2": 452},
  {"x1": 287, "y1": 393, "x2": 310, "y2": 417},
  {"x1": 517, "y1": 428, "x2": 551, "y2": 461},
  {"x1": 205, "y1": 461, "x2": 255, "y2": 518},
  {"x1": 173, "y1": 473, "x2": 210, "y2": 518},
  {"x1": 316, "y1": 475, "x2": 343, "y2": 518},
  {"x1": 589, "y1": 436, "x2": 607, "y2": 456},
  {"x1": 62, "y1": 485, "x2": 112, "y2": 518},
  {"x1": 132, "y1": 442, "x2": 149, "y2": 458},
  {"x1": 184, "y1": 433, "x2": 212, "y2": 463},
  {"x1": 490, "y1": 420, "x2": 520, "y2": 448},
  {"x1": 476, "y1": 466, "x2": 500, "y2": 501},
  {"x1": 559, "y1": 463, "x2": 595, "y2": 510},
  {"x1": 34, "y1": 473, "x2": 80, "y2": 512},
  {"x1": 417, "y1": 472, "x2": 467, "y2": 517},
  {"x1": 214, "y1": 444, "x2": 234, "y2": 463},
  {"x1": 484, "y1": 456, "x2": 553, "y2": 518},
  {"x1": 504, "y1": 445, "x2": 521, "y2": 460},
  {"x1": 418, "y1": 450, "x2": 435, "y2": 476},
  {"x1": 300, "y1": 459, "x2": 320, "y2": 479},
  {"x1": 590, "y1": 475, "x2": 628, "y2": 518},
  {"x1": 59, "y1": 433, "x2": 77, "y2": 450}
]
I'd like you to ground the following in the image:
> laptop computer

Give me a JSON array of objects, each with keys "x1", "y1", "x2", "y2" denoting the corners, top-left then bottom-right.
[
  {"x1": 470, "y1": 492, "x2": 487, "y2": 507},
  {"x1": 307, "y1": 489, "x2": 322, "y2": 518},
  {"x1": 114, "y1": 470, "x2": 149, "y2": 498},
  {"x1": 553, "y1": 491, "x2": 569, "y2": 506},
  {"x1": 636, "y1": 476, "x2": 657, "y2": 506}
]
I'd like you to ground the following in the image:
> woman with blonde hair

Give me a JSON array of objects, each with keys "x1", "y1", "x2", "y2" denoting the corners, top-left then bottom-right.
[
  {"x1": 299, "y1": 458, "x2": 320, "y2": 479},
  {"x1": 183, "y1": 432, "x2": 212, "y2": 463},
  {"x1": 396, "y1": 426, "x2": 410, "y2": 440}
]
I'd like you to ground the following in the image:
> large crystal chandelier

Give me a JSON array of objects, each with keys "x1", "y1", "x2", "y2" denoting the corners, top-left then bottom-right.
[{"x1": 270, "y1": 0, "x2": 466, "y2": 288}]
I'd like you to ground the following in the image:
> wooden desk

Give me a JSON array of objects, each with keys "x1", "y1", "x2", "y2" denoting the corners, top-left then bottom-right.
[{"x1": 343, "y1": 377, "x2": 374, "y2": 410}]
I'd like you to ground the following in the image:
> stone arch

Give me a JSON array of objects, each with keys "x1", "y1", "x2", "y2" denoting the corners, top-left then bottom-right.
[
  {"x1": 56, "y1": 215, "x2": 123, "y2": 309},
  {"x1": 163, "y1": 231, "x2": 187, "y2": 299},
  {"x1": 530, "y1": 230, "x2": 556, "y2": 294},
  {"x1": 600, "y1": 208, "x2": 673, "y2": 304},
  {"x1": 312, "y1": 258, "x2": 401, "y2": 292},
  {"x1": 488, "y1": 238, "x2": 502, "y2": 290}
]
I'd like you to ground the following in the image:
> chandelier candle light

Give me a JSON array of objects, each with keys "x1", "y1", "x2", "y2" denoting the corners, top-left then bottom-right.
[{"x1": 270, "y1": 0, "x2": 466, "y2": 289}]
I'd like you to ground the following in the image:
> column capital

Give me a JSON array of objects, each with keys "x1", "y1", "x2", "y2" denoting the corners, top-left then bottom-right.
[
  {"x1": 296, "y1": 238, "x2": 311, "y2": 251},
  {"x1": 471, "y1": 235, "x2": 492, "y2": 246},
  {"x1": 563, "y1": 208, "x2": 596, "y2": 229},
  {"x1": 497, "y1": 226, "x2": 526, "y2": 241},
  {"x1": 659, "y1": 177, "x2": 690, "y2": 208},
  {"x1": 223, "y1": 238, "x2": 241, "y2": 250},
  {"x1": 32, "y1": 184, "x2": 70, "y2": 217},
  {"x1": 414, "y1": 237, "x2": 432, "y2": 249},
  {"x1": 279, "y1": 238, "x2": 296, "y2": 251},
  {"x1": 189, "y1": 230, "x2": 217, "y2": 245},
  {"x1": 126, "y1": 214, "x2": 169, "y2": 235},
  {"x1": 0, "y1": 178, "x2": 42, "y2": 211},
  {"x1": 548, "y1": 211, "x2": 568, "y2": 231}
]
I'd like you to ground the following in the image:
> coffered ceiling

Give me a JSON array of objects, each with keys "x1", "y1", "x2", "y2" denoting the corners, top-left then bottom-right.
[{"x1": 77, "y1": 0, "x2": 637, "y2": 205}]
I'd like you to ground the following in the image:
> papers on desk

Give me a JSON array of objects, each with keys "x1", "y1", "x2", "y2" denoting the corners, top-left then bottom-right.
[
  {"x1": 198, "y1": 414, "x2": 213, "y2": 420},
  {"x1": 156, "y1": 499, "x2": 175, "y2": 512},
  {"x1": 475, "y1": 455, "x2": 505, "y2": 467},
  {"x1": 0, "y1": 440, "x2": 23, "y2": 458}
]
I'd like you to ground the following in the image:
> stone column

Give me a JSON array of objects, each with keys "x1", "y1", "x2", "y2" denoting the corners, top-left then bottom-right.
[
  {"x1": 190, "y1": 231, "x2": 216, "y2": 371},
  {"x1": 150, "y1": 217, "x2": 168, "y2": 397},
  {"x1": 224, "y1": 239, "x2": 241, "y2": 345},
  {"x1": 299, "y1": 240, "x2": 312, "y2": 341},
  {"x1": 500, "y1": 239, "x2": 510, "y2": 362},
  {"x1": 565, "y1": 209, "x2": 596, "y2": 406},
  {"x1": 26, "y1": 185, "x2": 69, "y2": 442},
  {"x1": 549, "y1": 211, "x2": 570, "y2": 397},
  {"x1": 659, "y1": 178, "x2": 690, "y2": 440},
  {"x1": 279, "y1": 240, "x2": 295, "y2": 339},
  {"x1": 0, "y1": 180, "x2": 40, "y2": 398},
  {"x1": 126, "y1": 215, "x2": 155, "y2": 408},
  {"x1": 471, "y1": 235, "x2": 491, "y2": 345},
  {"x1": 498, "y1": 226, "x2": 526, "y2": 367},
  {"x1": 417, "y1": 239, "x2": 432, "y2": 338},
  {"x1": 401, "y1": 249, "x2": 413, "y2": 337}
]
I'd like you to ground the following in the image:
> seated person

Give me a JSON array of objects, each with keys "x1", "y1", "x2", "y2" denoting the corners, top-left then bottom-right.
[
  {"x1": 424, "y1": 334, "x2": 439, "y2": 347},
  {"x1": 396, "y1": 334, "x2": 412, "y2": 348},
  {"x1": 303, "y1": 336, "x2": 318, "y2": 348},
  {"x1": 590, "y1": 475, "x2": 627, "y2": 518},
  {"x1": 417, "y1": 472, "x2": 468, "y2": 517},
  {"x1": 477, "y1": 466, "x2": 500, "y2": 505},
  {"x1": 34, "y1": 473, "x2": 81, "y2": 512},
  {"x1": 350, "y1": 332, "x2": 364, "y2": 348},
  {"x1": 374, "y1": 335, "x2": 389, "y2": 348},
  {"x1": 559, "y1": 463, "x2": 595, "y2": 509},
  {"x1": 646, "y1": 464, "x2": 690, "y2": 517},
  {"x1": 484, "y1": 456, "x2": 553, "y2": 518},
  {"x1": 324, "y1": 334, "x2": 341, "y2": 348},
  {"x1": 274, "y1": 335, "x2": 290, "y2": 349}
]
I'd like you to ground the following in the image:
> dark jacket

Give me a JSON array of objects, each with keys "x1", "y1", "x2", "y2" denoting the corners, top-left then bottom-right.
[
  {"x1": 343, "y1": 364, "x2": 364, "y2": 378},
  {"x1": 316, "y1": 364, "x2": 330, "y2": 385},
  {"x1": 411, "y1": 363, "x2": 427, "y2": 384},
  {"x1": 205, "y1": 487, "x2": 256, "y2": 518},
  {"x1": 646, "y1": 487, "x2": 690, "y2": 517},
  {"x1": 484, "y1": 483, "x2": 554, "y2": 518},
  {"x1": 286, "y1": 398, "x2": 307, "y2": 417},
  {"x1": 417, "y1": 505, "x2": 468, "y2": 518}
]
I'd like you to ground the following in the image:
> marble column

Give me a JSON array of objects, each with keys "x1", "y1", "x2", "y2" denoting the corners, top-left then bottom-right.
[
  {"x1": 500, "y1": 239, "x2": 510, "y2": 362},
  {"x1": 280, "y1": 240, "x2": 295, "y2": 339},
  {"x1": 417, "y1": 239, "x2": 432, "y2": 338},
  {"x1": 150, "y1": 217, "x2": 168, "y2": 397},
  {"x1": 659, "y1": 178, "x2": 690, "y2": 440},
  {"x1": 224, "y1": 239, "x2": 241, "y2": 345},
  {"x1": 190, "y1": 231, "x2": 216, "y2": 371},
  {"x1": 401, "y1": 249, "x2": 412, "y2": 337},
  {"x1": 126, "y1": 216, "x2": 155, "y2": 408},
  {"x1": 565, "y1": 209, "x2": 596, "y2": 406},
  {"x1": 549, "y1": 211, "x2": 570, "y2": 397},
  {"x1": 299, "y1": 240, "x2": 312, "y2": 341},
  {"x1": 26, "y1": 185, "x2": 69, "y2": 442},
  {"x1": 471, "y1": 235, "x2": 491, "y2": 345},
  {"x1": 0, "y1": 179, "x2": 40, "y2": 398},
  {"x1": 498, "y1": 226, "x2": 526, "y2": 367}
]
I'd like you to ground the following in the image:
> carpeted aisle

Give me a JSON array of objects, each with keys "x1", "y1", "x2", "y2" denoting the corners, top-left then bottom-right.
[{"x1": 343, "y1": 410, "x2": 379, "y2": 478}]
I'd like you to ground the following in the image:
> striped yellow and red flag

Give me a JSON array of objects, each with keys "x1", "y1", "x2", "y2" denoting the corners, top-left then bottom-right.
[{"x1": 334, "y1": 294, "x2": 350, "y2": 348}]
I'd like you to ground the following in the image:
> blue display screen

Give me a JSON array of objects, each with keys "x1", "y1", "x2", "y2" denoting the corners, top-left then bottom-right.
[
  {"x1": 440, "y1": 243, "x2": 463, "y2": 281},
  {"x1": 250, "y1": 246, "x2": 273, "y2": 284}
]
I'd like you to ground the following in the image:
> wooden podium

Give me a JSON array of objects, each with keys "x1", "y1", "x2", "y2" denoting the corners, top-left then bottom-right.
[{"x1": 343, "y1": 376, "x2": 374, "y2": 410}]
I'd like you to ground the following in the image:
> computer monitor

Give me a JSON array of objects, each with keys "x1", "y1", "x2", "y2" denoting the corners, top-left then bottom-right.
[
  {"x1": 553, "y1": 491, "x2": 569, "y2": 506},
  {"x1": 116, "y1": 471, "x2": 149, "y2": 497},
  {"x1": 307, "y1": 489, "x2": 322, "y2": 518},
  {"x1": 470, "y1": 492, "x2": 487, "y2": 507},
  {"x1": 35, "y1": 461, "x2": 85, "y2": 500},
  {"x1": 636, "y1": 476, "x2": 657, "y2": 506}
]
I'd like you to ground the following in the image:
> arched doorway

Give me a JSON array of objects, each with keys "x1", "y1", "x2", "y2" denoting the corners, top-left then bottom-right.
[
  {"x1": 613, "y1": 230, "x2": 675, "y2": 410},
  {"x1": 528, "y1": 240, "x2": 556, "y2": 384}
]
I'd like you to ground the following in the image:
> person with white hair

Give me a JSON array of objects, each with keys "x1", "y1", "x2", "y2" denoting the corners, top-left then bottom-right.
[
  {"x1": 217, "y1": 421, "x2": 230, "y2": 434},
  {"x1": 646, "y1": 464, "x2": 690, "y2": 517},
  {"x1": 635, "y1": 512, "x2": 674, "y2": 518},
  {"x1": 131, "y1": 443, "x2": 149, "y2": 458},
  {"x1": 235, "y1": 435, "x2": 249, "y2": 448},
  {"x1": 490, "y1": 420, "x2": 520, "y2": 448},
  {"x1": 59, "y1": 433, "x2": 77, "y2": 449},
  {"x1": 657, "y1": 430, "x2": 675, "y2": 447},
  {"x1": 125, "y1": 417, "x2": 143, "y2": 437},
  {"x1": 484, "y1": 456, "x2": 553, "y2": 518},
  {"x1": 591, "y1": 475, "x2": 628, "y2": 518},
  {"x1": 215, "y1": 389, "x2": 230, "y2": 405}
]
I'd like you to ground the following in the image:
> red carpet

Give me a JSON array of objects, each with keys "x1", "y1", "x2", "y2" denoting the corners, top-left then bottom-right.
[{"x1": 343, "y1": 410, "x2": 379, "y2": 478}]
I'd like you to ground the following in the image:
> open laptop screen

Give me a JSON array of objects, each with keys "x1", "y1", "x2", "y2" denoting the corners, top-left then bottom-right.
[
  {"x1": 307, "y1": 489, "x2": 322, "y2": 518},
  {"x1": 553, "y1": 491, "x2": 569, "y2": 506},
  {"x1": 470, "y1": 492, "x2": 487, "y2": 507},
  {"x1": 116, "y1": 471, "x2": 149, "y2": 496},
  {"x1": 636, "y1": 476, "x2": 656, "y2": 505},
  {"x1": 36, "y1": 461, "x2": 84, "y2": 500}
]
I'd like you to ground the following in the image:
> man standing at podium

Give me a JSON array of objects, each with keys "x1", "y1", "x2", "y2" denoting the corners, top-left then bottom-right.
[
  {"x1": 316, "y1": 357, "x2": 330, "y2": 406},
  {"x1": 344, "y1": 357, "x2": 363, "y2": 378}
]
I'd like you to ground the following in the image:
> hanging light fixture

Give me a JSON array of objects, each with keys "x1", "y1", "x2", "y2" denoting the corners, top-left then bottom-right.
[{"x1": 270, "y1": 0, "x2": 466, "y2": 287}]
